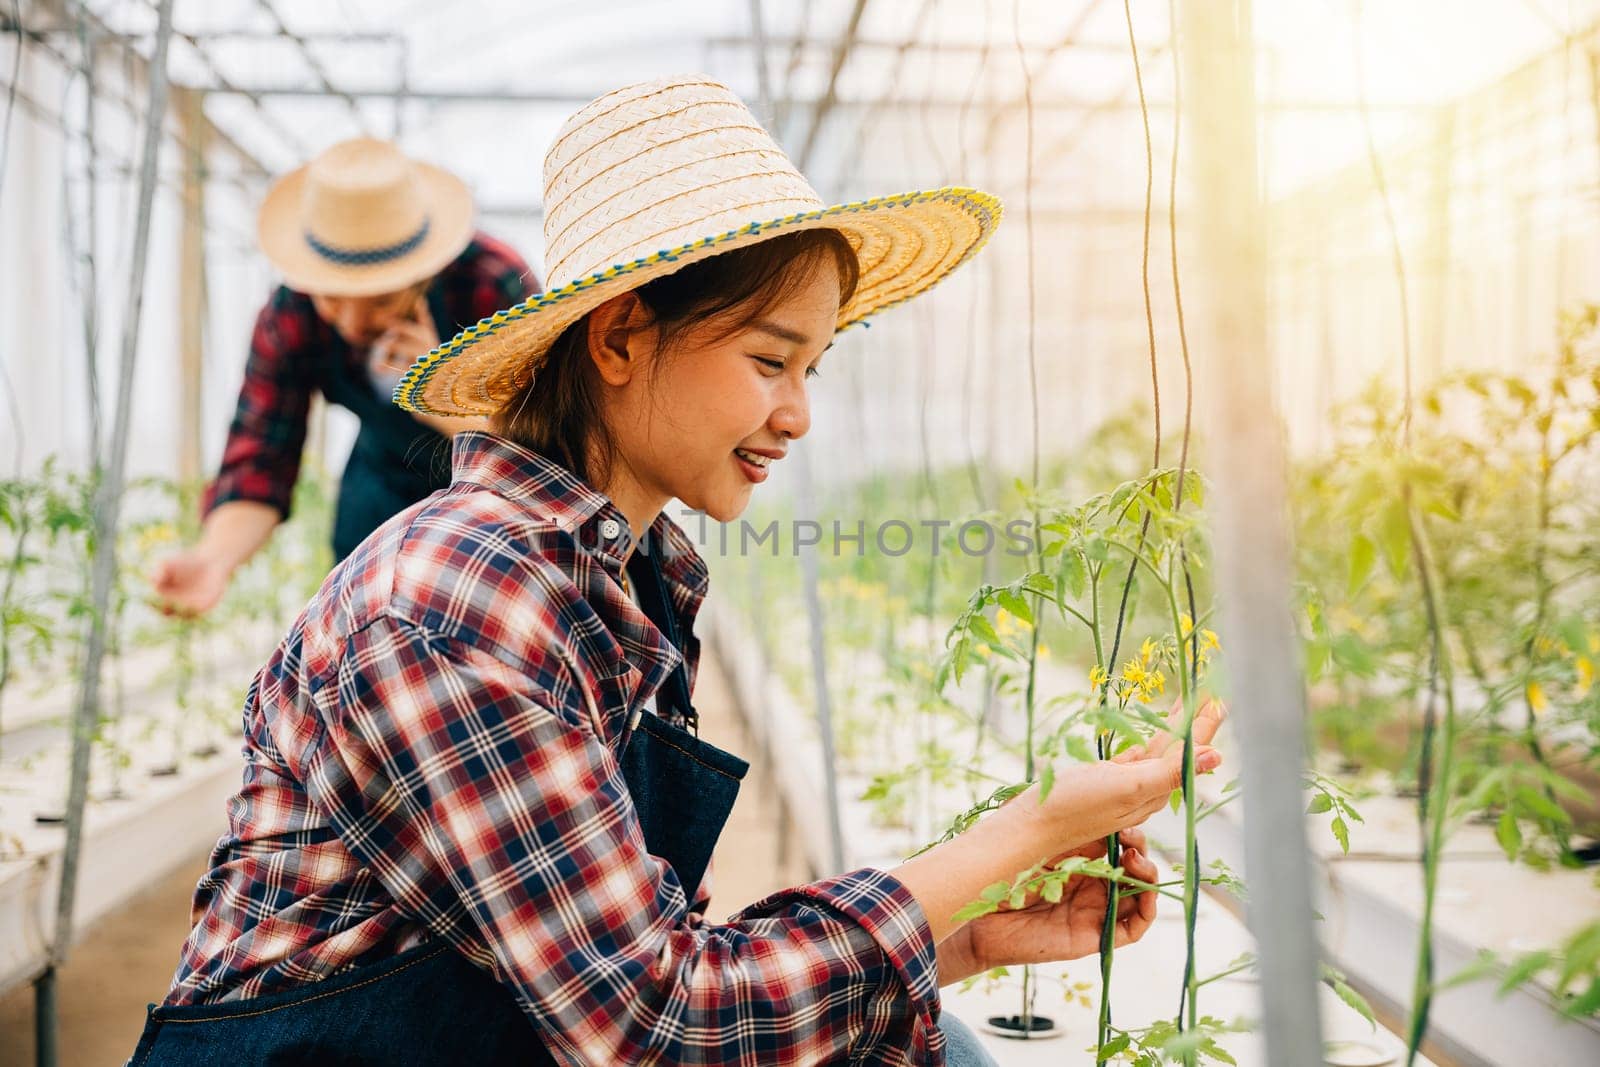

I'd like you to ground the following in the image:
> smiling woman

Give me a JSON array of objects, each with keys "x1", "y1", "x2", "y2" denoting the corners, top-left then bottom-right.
[{"x1": 494, "y1": 227, "x2": 859, "y2": 529}]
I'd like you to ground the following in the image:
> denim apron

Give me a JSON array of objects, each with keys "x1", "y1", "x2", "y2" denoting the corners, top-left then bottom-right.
[
  {"x1": 317, "y1": 289, "x2": 455, "y2": 563},
  {"x1": 127, "y1": 549, "x2": 750, "y2": 1065}
]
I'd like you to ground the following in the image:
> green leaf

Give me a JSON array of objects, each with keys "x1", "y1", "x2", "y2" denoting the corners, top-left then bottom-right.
[
  {"x1": 965, "y1": 612, "x2": 1000, "y2": 647},
  {"x1": 1347, "y1": 533, "x2": 1376, "y2": 597},
  {"x1": 1059, "y1": 549, "x2": 1088, "y2": 600},
  {"x1": 1512, "y1": 786, "x2": 1568, "y2": 828},
  {"x1": 1041, "y1": 877, "x2": 1064, "y2": 904},
  {"x1": 1161, "y1": 1029, "x2": 1208, "y2": 1059},
  {"x1": 1554, "y1": 923, "x2": 1600, "y2": 990},
  {"x1": 1331, "y1": 633, "x2": 1377, "y2": 678},
  {"x1": 1330, "y1": 815, "x2": 1350, "y2": 854},
  {"x1": 1329, "y1": 975, "x2": 1376, "y2": 1029},
  {"x1": 951, "y1": 637, "x2": 972, "y2": 686},
  {"x1": 1097, "y1": 1033, "x2": 1132, "y2": 1061},
  {"x1": 1305, "y1": 639, "x2": 1329, "y2": 682},
  {"x1": 979, "y1": 881, "x2": 1011, "y2": 904},
  {"x1": 1170, "y1": 787, "x2": 1183, "y2": 814},
  {"x1": 1497, "y1": 949, "x2": 1552, "y2": 995},
  {"x1": 1495, "y1": 811, "x2": 1522, "y2": 860},
  {"x1": 996, "y1": 588, "x2": 1033, "y2": 626},
  {"x1": 1377, "y1": 499, "x2": 1412, "y2": 580},
  {"x1": 1563, "y1": 976, "x2": 1600, "y2": 1017},
  {"x1": 1039, "y1": 762, "x2": 1056, "y2": 803},
  {"x1": 952, "y1": 899, "x2": 999, "y2": 922},
  {"x1": 1109, "y1": 481, "x2": 1137, "y2": 514},
  {"x1": 1421, "y1": 494, "x2": 1461, "y2": 522},
  {"x1": 1021, "y1": 572, "x2": 1054, "y2": 596},
  {"x1": 1438, "y1": 949, "x2": 1500, "y2": 991},
  {"x1": 1307, "y1": 794, "x2": 1333, "y2": 815}
]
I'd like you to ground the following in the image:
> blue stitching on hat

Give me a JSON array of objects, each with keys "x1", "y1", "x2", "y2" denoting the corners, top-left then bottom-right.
[{"x1": 305, "y1": 218, "x2": 431, "y2": 266}]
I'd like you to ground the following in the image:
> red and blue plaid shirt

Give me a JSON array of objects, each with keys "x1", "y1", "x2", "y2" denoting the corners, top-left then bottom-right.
[
  {"x1": 169, "y1": 432, "x2": 946, "y2": 1064},
  {"x1": 202, "y1": 233, "x2": 538, "y2": 519}
]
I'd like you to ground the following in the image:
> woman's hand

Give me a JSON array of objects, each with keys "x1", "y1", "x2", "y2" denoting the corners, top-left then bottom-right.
[
  {"x1": 936, "y1": 830, "x2": 1161, "y2": 985},
  {"x1": 1024, "y1": 698, "x2": 1228, "y2": 849},
  {"x1": 890, "y1": 699, "x2": 1226, "y2": 948}
]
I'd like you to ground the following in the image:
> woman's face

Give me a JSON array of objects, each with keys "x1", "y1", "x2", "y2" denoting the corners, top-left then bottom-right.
[{"x1": 594, "y1": 259, "x2": 840, "y2": 529}]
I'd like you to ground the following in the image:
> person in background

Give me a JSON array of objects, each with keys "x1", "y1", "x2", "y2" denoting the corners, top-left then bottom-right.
[{"x1": 149, "y1": 137, "x2": 539, "y2": 615}]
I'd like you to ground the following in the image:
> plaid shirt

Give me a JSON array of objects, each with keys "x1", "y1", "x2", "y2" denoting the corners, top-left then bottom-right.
[
  {"x1": 201, "y1": 233, "x2": 538, "y2": 519},
  {"x1": 169, "y1": 432, "x2": 946, "y2": 1065}
]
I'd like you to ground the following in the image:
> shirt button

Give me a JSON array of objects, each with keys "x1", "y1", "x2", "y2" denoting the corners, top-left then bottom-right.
[{"x1": 600, "y1": 519, "x2": 622, "y2": 540}]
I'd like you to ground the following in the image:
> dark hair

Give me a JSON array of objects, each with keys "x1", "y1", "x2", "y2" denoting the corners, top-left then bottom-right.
[{"x1": 493, "y1": 228, "x2": 860, "y2": 485}]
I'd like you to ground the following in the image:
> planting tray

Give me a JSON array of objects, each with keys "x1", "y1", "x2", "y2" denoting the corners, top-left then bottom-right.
[{"x1": 0, "y1": 652, "x2": 252, "y2": 1001}]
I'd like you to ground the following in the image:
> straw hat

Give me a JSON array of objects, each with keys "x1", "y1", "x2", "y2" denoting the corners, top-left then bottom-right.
[
  {"x1": 258, "y1": 137, "x2": 476, "y2": 298},
  {"x1": 394, "y1": 76, "x2": 1001, "y2": 416}
]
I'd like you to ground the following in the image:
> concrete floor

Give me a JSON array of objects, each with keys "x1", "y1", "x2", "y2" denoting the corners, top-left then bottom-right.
[
  {"x1": 0, "y1": 645, "x2": 806, "y2": 1066},
  {"x1": 0, "y1": 853, "x2": 204, "y2": 1067}
]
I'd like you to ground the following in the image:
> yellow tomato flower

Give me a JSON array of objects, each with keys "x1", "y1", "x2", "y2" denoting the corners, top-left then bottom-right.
[
  {"x1": 1089, "y1": 665, "x2": 1110, "y2": 688},
  {"x1": 1527, "y1": 681, "x2": 1548, "y2": 716},
  {"x1": 1577, "y1": 657, "x2": 1594, "y2": 699},
  {"x1": 995, "y1": 609, "x2": 1022, "y2": 638}
]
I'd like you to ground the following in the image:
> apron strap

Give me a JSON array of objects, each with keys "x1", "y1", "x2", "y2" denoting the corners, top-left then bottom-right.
[{"x1": 624, "y1": 546, "x2": 698, "y2": 732}]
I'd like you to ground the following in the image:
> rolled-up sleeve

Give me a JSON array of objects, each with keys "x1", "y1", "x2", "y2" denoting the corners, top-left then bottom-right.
[
  {"x1": 323, "y1": 612, "x2": 945, "y2": 1065},
  {"x1": 202, "y1": 297, "x2": 314, "y2": 521}
]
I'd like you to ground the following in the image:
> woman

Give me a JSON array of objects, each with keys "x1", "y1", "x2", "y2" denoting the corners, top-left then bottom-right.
[{"x1": 132, "y1": 77, "x2": 1224, "y2": 1066}]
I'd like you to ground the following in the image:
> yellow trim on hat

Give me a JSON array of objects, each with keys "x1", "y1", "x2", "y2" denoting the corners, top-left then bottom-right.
[{"x1": 394, "y1": 186, "x2": 1002, "y2": 415}]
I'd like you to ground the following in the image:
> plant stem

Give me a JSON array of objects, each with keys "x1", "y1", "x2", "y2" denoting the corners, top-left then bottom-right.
[
  {"x1": 1164, "y1": 564, "x2": 1201, "y2": 1065},
  {"x1": 1404, "y1": 498, "x2": 1458, "y2": 1066},
  {"x1": 1196, "y1": 957, "x2": 1257, "y2": 989},
  {"x1": 1515, "y1": 417, "x2": 1572, "y2": 860},
  {"x1": 1019, "y1": 507, "x2": 1044, "y2": 1033},
  {"x1": 1090, "y1": 559, "x2": 1121, "y2": 1051}
]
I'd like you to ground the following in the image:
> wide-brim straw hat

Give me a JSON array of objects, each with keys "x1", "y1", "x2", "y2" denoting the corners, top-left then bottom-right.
[
  {"x1": 395, "y1": 75, "x2": 1002, "y2": 416},
  {"x1": 258, "y1": 137, "x2": 476, "y2": 298}
]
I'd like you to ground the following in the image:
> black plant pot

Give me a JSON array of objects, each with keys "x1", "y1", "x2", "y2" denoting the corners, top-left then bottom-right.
[{"x1": 980, "y1": 1013, "x2": 1061, "y2": 1040}]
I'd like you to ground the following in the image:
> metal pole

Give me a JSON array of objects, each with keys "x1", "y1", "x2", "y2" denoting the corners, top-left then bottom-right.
[
  {"x1": 745, "y1": 0, "x2": 772, "y2": 126},
  {"x1": 176, "y1": 86, "x2": 206, "y2": 486},
  {"x1": 1178, "y1": 2, "x2": 1326, "y2": 1065},
  {"x1": 43, "y1": 6, "x2": 175, "y2": 1067}
]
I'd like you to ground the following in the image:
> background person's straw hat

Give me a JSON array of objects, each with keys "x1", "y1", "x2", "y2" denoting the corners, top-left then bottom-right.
[
  {"x1": 395, "y1": 75, "x2": 1002, "y2": 417},
  {"x1": 258, "y1": 137, "x2": 476, "y2": 298}
]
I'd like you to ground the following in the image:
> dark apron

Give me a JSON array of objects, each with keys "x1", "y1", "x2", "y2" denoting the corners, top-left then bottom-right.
[
  {"x1": 128, "y1": 550, "x2": 749, "y2": 1066},
  {"x1": 319, "y1": 289, "x2": 455, "y2": 563}
]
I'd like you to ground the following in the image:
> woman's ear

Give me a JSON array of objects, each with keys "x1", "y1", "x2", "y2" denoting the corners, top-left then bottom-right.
[{"x1": 585, "y1": 293, "x2": 656, "y2": 386}]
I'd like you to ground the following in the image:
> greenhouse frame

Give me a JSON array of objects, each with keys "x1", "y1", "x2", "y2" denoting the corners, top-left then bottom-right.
[{"x1": 2, "y1": 1, "x2": 1598, "y2": 1065}]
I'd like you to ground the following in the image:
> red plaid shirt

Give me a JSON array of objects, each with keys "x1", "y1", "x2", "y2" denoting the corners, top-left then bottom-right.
[
  {"x1": 202, "y1": 233, "x2": 538, "y2": 519},
  {"x1": 169, "y1": 432, "x2": 945, "y2": 1064}
]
